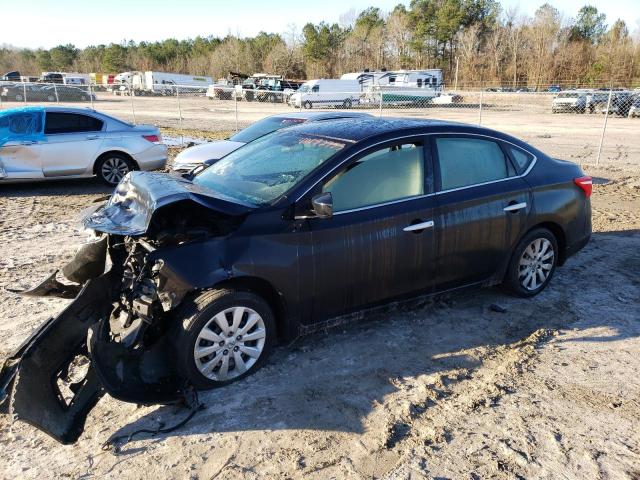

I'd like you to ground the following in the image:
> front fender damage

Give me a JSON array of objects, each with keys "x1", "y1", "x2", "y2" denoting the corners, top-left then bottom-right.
[{"x1": 0, "y1": 235, "x2": 189, "y2": 444}]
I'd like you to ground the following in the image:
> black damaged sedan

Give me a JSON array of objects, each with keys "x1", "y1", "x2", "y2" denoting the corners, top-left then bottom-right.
[{"x1": 1, "y1": 118, "x2": 592, "y2": 443}]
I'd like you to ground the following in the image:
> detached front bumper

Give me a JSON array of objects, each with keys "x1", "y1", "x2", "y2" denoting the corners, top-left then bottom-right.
[
  {"x1": 0, "y1": 273, "x2": 116, "y2": 443},
  {"x1": 0, "y1": 234, "x2": 186, "y2": 444}
]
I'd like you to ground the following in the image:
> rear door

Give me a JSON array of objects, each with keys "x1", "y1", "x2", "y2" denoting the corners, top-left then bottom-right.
[
  {"x1": 306, "y1": 137, "x2": 437, "y2": 321},
  {"x1": 42, "y1": 112, "x2": 105, "y2": 177},
  {"x1": 432, "y1": 135, "x2": 531, "y2": 290}
]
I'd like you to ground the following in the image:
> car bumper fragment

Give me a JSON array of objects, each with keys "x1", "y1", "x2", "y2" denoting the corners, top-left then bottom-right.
[
  {"x1": 0, "y1": 273, "x2": 116, "y2": 444},
  {"x1": 0, "y1": 235, "x2": 186, "y2": 443}
]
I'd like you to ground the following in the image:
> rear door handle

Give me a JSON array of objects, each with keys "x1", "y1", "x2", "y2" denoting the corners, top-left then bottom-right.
[
  {"x1": 503, "y1": 201, "x2": 527, "y2": 212},
  {"x1": 403, "y1": 220, "x2": 434, "y2": 232},
  {"x1": 86, "y1": 134, "x2": 100, "y2": 140},
  {"x1": 20, "y1": 140, "x2": 36, "y2": 145}
]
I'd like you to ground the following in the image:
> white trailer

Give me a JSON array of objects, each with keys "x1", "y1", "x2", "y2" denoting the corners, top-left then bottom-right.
[
  {"x1": 288, "y1": 79, "x2": 361, "y2": 109},
  {"x1": 134, "y1": 71, "x2": 213, "y2": 95}
]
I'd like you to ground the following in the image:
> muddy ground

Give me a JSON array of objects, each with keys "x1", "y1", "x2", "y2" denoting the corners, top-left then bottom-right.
[{"x1": 0, "y1": 144, "x2": 639, "y2": 479}]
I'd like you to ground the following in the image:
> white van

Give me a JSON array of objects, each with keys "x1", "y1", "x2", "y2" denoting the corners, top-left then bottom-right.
[{"x1": 288, "y1": 79, "x2": 361, "y2": 109}]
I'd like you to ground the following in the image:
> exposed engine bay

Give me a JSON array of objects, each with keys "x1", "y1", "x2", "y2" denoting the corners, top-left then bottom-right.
[{"x1": 0, "y1": 172, "x2": 247, "y2": 444}]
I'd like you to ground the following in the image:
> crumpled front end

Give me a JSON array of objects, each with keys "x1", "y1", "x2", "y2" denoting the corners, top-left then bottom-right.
[{"x1": 1, "y1": 173, "x2": 247, "y2": 443}]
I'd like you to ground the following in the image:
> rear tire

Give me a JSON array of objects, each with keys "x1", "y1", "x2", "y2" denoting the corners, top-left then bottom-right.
[
  {"x1": 342, "y1": 98, "x2": 352, "y2": 109},
  {"x1": 173, "y1": 289, "x2": 276, "y2": 390},
  {"x1": 504, "y1": 228, "x2": 558, "y2": 297},
  {"x1": 95, "y1": 153, "x2": 135, "y2": 186}
]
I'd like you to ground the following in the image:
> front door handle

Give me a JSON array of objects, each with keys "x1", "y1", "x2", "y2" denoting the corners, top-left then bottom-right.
[
  {"x1": 403, "y1": 220, "x2": 434, "y2": 232},
  {"x1": 20, "y1": 140, "x2": 36, "y2": 145},
  {"x1": 86, "y1": 134, "x2": 100, "y2": 140},
  {"x1": 503, "y1": 201, "x2": 527, "y2": 212}
]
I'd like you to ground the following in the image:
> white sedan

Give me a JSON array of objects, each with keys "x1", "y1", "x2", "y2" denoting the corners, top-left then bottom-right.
[
  {"x1": 0, "y1": 106, "x2": 167, "y2": 185},
  {"x1": 171, "y1": 111, "x2": 372, "y2": 172}
]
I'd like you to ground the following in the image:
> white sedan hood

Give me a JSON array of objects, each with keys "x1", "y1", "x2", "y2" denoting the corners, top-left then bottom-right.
[{"x1": 172, "y1": 140, "x2": 245, "y2": 171}]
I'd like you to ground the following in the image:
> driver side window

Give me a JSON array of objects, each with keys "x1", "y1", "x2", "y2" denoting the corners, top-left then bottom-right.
[{"x1": 322, "y1": 142, "x2": 425, "y2": 212}]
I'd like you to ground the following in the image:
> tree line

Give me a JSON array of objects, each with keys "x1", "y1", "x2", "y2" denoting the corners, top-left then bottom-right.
[{"x1": 1, "y1": 2, "x2": 638, "y2": 89}]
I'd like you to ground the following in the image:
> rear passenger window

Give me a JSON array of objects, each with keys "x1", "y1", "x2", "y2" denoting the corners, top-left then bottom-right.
[
  {"x1": 435, "y1": 137, "x2": 512, "y2": 190},
  {"x1": 45, "y1": 113, "x2": 103, "y2": 134},
  {"x1": 323, "y1": 143, "x2": 424, "y2": 212},
  {"x1": 506, "y1": 145, "x2": 534, "y2": 171}
]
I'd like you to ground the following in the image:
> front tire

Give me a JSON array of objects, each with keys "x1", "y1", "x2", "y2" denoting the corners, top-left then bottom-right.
[
  {"x1": 173, "y1": 289, "x2": 276, "y2": 389},
  {"x1": 504, "y1": 228, "x2": 558, "y2": 297},
  {"x1": 303, "y1": 100, "x2": 312, "y2": 109}
]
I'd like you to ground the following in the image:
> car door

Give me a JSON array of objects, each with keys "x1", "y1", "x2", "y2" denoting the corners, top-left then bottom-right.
[
  {"x1": 42, "y1": 111, "x2": 105, "y2": 177},
  {"x1": 432, "y1": 135, "x2": 531, "y2": 290},
  {"x1": 0, "y1": 110, "x2": 44, "y2": 179},
  {"x1": 304, "y1": 137, "x2": 437, "y2": 322}
]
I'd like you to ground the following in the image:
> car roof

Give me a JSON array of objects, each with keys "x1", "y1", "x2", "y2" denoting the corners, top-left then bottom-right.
[
  {"x1": 269, "y1": 111, "x2": 372, "y2": 121},
  {"x1": 280, "y1": 117, "x2": 496, "y2": 142}
]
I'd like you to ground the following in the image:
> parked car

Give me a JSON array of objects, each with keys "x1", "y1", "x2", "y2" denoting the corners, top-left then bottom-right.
[
  {"x1": 0, "y1": 117, "x2": 592, "y2": 443},
  {"x1": 42, "y1": 85, "x2": 94, "y2": 102},
  {"x1": 171, "y1": 111, "x2": 372, "y2": 172},
  {"x1": 628, "y1": 96, "x2": 640, "y2": 118},
  {"x1": 552, "y1": 91, "x2": 587, "y2": 113},
  {"x1": 597, "y1": 91, "x2": 637, "y2": 117},
  {"x1": 586, "y1": 91, "x2": 610, "y2": 113},
  {"x1": 1, "y1": 83, "x2": 57, "y2": 102},
  {"x1": 0, "y1": 106, "x2": 167, "y2": 185},
  {"x1": 547, "y1": 85, "x2": 561, "y2": 93},
  {"x1": 0, "y1": 83, "x2": 94, "y2": 102}
]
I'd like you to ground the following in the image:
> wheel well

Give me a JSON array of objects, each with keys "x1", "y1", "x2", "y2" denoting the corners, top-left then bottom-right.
[
  {"x1": 93, "y1": 150, "x2": 138, "y2": 174},
  {"x1": 526, "y1": 221, "x2": 567, "y2": 264},
  {"x1": 213, "y1": 276, "x2": 288, "y2": 340}
]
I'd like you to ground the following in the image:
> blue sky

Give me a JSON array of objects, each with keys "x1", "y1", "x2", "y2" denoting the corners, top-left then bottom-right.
[{"x1": 6, "y1": 0, "x2": 640, "y2": 49}]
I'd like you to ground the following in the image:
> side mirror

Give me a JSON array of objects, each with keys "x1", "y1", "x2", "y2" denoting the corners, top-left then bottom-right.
[{"x1": 311, "y1": 192, "x2": 333, "y2": 219}]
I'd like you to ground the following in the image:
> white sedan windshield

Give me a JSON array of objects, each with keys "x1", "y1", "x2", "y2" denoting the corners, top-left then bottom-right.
[{"x1": 193, "y1": 130, "x2": 347, "y2": 205}]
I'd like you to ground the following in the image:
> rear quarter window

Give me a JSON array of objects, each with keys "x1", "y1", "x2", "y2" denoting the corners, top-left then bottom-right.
[{"x1": 506, "y1": 145, "x2": 535, "y2": 172}]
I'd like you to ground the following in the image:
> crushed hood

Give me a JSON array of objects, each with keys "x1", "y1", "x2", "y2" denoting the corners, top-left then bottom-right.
[{"x1": 83, "y1": 171, "x2": 253, "y2": 235}]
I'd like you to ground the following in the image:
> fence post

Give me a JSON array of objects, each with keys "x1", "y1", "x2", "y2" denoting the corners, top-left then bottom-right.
[
  {"x1": 234, "y1": 91, "x2": 239, "y2": 132},
  {"x1": 0, "y1": 88, "x2": 3, "y2": 110},
  {"x1": 89, "y1": 83, "x2": 94, "y2": 109},
  {"x1": 379, "y1": 89, "x2": 383, "y2": 117},
  {"x1": 130, "y1": 86, "x2": 137, "y2": 124},
  {"x1": 596, "y1": 87, "x2": 613, "y2": 167},
  {"x1": 54, "y1": 82, "x2": 59, "y2": 103},
  {"x1": 22, "y1": 82, "x2": 27, "y2": 104},
  {"x1": 478, "y1": 90, "x2": 484, "y2": 125},
  {"x1": 176, "y1": 86, "x2": 184, "y2": 146}
]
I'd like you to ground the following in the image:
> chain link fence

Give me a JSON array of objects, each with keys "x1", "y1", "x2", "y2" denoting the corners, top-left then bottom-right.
[{"x1": 2, "y1": 80, "x2": 639, "y2": 167}]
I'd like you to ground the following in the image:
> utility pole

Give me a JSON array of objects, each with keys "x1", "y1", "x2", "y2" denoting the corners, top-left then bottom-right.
[{"x1": 454, "y1": 57, "x2": 459, "y2": 91}]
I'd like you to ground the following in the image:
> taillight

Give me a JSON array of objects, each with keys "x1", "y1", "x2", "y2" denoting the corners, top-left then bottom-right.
[
  {"x1": 142, "y1": 134, "x2": 161, "y2": 144},
  {"x1": 574, "y1": 176, "x2": 592, "y2": 198}
]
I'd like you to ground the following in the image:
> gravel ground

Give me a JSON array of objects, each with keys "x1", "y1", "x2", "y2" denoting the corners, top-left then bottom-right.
[{"x1": 0, "y1": 141, "x2": 639, "y2": 479}]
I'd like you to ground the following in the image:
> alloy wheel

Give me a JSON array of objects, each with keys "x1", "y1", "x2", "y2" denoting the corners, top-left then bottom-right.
[
  {"x1": 518, "y1": 238, "x2": 554, "y2": 291},
  {"x1": 193, "y1": 306, "x2": 266, "y2": 381},
  {"x1": 101, "y1": 157, "x2": 130, "y2": 184}
]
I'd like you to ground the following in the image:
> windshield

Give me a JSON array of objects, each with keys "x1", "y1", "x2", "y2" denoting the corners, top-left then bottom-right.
[
  {"x1": 297, "y1": 84, "x2": 311, "y2": 93},
  {"x1": 193, "y1": 130, "x2": 347, "y2": 205},
  {"x1": 229, "y1": 116, "x2": 307, "y2": 143}
]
